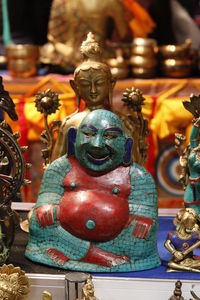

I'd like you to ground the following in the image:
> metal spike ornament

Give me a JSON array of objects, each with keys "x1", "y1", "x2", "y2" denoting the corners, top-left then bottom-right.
[
  {"x1": 120, "y1": 87, "x2": 150, "y2": 165},
  {"x1": 0, "y1": 75, "x2": 30, "y2": 265},
  {"x1": 35, "y1": 89, "x2": 61, "y2": 168}
]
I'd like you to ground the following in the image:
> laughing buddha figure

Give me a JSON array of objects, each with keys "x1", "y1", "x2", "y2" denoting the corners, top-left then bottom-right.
[{"x1": 25, "y1": 109, "x2": 160, "y2": 272}]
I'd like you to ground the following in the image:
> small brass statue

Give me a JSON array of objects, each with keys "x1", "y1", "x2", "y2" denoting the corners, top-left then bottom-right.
[
  {"x1": 82, "y1": 278, "x2": 98, "y2": 300},
  {"x1": 165, "y1": 208, "x2": 200, "y2": 272},
  {"x1": 0, "y1": 264, "x2": 30, "y2": 299}
]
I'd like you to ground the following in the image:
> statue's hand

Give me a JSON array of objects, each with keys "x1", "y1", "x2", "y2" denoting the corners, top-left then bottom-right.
[
  {"x1": 193, "y1": 117, "x2": 200, "y2": 127},
  {"x1": 173, "y1": 250, "x2": 184, "y2": 262},
  {"x1": 36, "y1": 205, "x2": 58, "y2": 227}
]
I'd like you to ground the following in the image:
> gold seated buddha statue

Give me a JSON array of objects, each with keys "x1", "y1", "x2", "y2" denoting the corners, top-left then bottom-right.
[{"x1": 52, "y1": 32, "x2": 149, "y2": 166}]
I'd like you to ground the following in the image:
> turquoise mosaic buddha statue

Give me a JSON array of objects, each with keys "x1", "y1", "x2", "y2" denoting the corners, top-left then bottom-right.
[{"x1": 25, "y1": 109, "x2": 160, "y2": 272}]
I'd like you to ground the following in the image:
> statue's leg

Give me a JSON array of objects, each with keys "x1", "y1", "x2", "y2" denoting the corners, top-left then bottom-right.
[
  {"x1": 27, "y1": 211, "x2": 128, "y2": 268},
  {"x1": 81, "y1": 244, "x2": 129, "y2": 267},
  {"x1": 168, "y1": 261, "x2": 200, "y2": 272},
  {"x1": 184, "y1": 182, "x2": 200, "y2": 215}
]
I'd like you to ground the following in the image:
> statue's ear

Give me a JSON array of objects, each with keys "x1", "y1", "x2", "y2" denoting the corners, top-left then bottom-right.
[
  {"x1": 70, "y1": 80, "x2": 81, "y2": 111},
  {"x1": 111, "y1": 77, "x2": 116, "y2": 90},
  {"x1": 67, "y1": 127, "x2": 77, "y2": 156},
  {"x1": 123, "y1": 138, "x2": 133, "y2": 165},
  {"x1": 108, "y1": 77, "x2": 116, "y2": 108},
  {"x1": 69, "y1": 79, "x2": 77, "y2": 92}
]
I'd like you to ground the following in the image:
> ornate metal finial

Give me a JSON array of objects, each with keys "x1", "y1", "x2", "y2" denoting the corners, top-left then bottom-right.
[
  {"x1": 35, "y1": 89, "x2": 61, "y2": 167},
  {"x1": 0, "y1": 264, "x2": 30, "y2": 299},
  {"x1": 120, "y1": 87, "x2": 149, "y2": 165},
  {"x1": 122, "y1": 87, "x2": 145, "y2": 112},
  {"x1": 80, "y1": 32, "x2": 101, "y2": 62},
  {"x1": 169, "y1": 280, "x2": 184, "y2": 300}
]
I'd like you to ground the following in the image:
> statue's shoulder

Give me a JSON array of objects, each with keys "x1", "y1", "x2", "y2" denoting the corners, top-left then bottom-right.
[
  {"x1": 129, "y1": 163, "x2": 157, "y2": 206},
  {"x1": 61, "y1": 111, "x2": 88, "y2": 130},
  {"x1": 129, "y1": 162, "x2": 154, "y2": 184},
  {"x1": 44, "y1": 155, "x2": 72, "y2": 178}
]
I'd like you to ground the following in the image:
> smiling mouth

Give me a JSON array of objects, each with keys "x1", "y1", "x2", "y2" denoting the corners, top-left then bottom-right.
[{"x1": 86, "y1": 151, "x2": 110, "y2": 165}]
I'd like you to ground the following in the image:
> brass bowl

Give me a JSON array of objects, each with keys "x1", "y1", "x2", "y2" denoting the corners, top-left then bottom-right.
[
  {"x1": 161, "y1": 58, "x2": 193, "y2": 77},
  {"x1": 110, "y1": 67, "x2": 130, "y2": 79},
  {"x1": 132, "y1": 67, "x2": 156, "y2": 78},
  {"x1": 159, "y1": 41, "x2": 191, "y2": 58},
  {"x1": 132, "y1": 45, "x2": 157, "y2": 57},
  {"x1": 132, "y1": 38, "x2": 157, "y2": 48},
  {"x1": 130, "y1": 55, "x2": 157, "y2": 68},
  {"x1": 107, "y1": 56, "x2": 130, "y2": 78},
  {"x1": 6, "y1": 44, "x2": 39, "y2": 77},
  {"x1": 107, "y1": 57, "x2": 128, "y2": 68}
]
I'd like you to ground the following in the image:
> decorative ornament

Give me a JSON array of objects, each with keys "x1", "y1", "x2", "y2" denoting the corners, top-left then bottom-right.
[
  {"x1": 122, "y1": 87, "x2": 145, "y2": 111},
  {"x1": 0, "y1": 264, "x2": 30, "y2": 300},
  {"x1": 35, "y1": 89, "x2": 61, "y2": 167}
]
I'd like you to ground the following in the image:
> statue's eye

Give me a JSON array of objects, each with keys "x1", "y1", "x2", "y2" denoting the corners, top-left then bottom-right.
[
  {"x1": 105, "y1": 135, "x2": 116, "y2": 140},
  {"x1": 80, "y1": 80, "x2": 90, "y2": 87},
  {"x1": 83, "y1": 132, "x2": 94, "y2": 138},
  {"x1": 96, "y1": 80, "x2": 105, "y2": 86}
]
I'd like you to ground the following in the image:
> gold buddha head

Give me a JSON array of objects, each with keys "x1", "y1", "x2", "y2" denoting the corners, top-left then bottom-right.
[{"x1": 70, "y1": 32, "x2": 116, "y2": 110}]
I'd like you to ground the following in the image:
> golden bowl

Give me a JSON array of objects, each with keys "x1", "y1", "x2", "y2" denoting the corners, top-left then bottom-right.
[
  {"x1": 132, "y1": 38, "x2": 157, "y2": 48},
  {"x1": 110, "y1": 67, "x2": 130, "y2": 79},
  {"x1": 159, "y1": 41, "x2": 192, "y2": 58},
  {"x1": 132, "y1": 45, "x2": 157, "y2": 57},
  {"x1": 132, "y1": 67, "x2": 156, "y2": 78},
  {"x1": 107, "y1": 57, "x2": 128, "y2": 68},
  {"x1": 6, "y1": 44, "x2": 39, "y2": 77},
  {"x1": 161, "y1": 58, "x2": 193, "y2": 77},
  {"x1": 130, "y1": 55, "x2": 157, "y2": 68}
]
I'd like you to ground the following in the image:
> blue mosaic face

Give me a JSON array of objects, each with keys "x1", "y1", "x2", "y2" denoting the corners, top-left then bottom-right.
[{"x1": 75, "y1": 110, "x2": 126, "y2": 172}]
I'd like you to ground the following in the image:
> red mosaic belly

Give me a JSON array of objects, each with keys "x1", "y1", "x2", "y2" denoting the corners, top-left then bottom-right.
[{"x1": 59, "y1": 190, "x2": 129, "y2": 242}]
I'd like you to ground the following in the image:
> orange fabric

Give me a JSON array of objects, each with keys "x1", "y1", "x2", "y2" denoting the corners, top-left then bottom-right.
[
  {"x1": 4, "y1": 76, "x2": 77, "y2": 141},
  {"x1": 122, "y1": 0, "x2": 156, "y2": 37}
]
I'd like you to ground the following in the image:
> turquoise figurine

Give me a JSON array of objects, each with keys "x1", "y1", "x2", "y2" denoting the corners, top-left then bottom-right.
[
  {"x1": 184, "y1": 117, "x2": 200, "y2": 214},
  {"x1": 26, "y1": 109, "x2": 160, "y2": 272}
]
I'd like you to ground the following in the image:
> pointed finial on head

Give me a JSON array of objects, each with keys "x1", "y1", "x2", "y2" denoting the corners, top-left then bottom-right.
[{"x1": 80, "y1": 32, "x2": 101, "y2": 61}]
